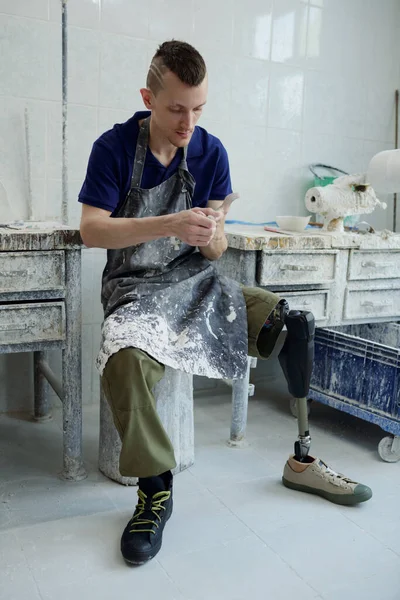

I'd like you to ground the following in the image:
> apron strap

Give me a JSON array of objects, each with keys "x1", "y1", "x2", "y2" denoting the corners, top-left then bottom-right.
[
  {"x1": 131, "y1": 117, "x2": 190, "y2": 189},
  {"x1": 131, "y1": 117, "x2": 150, "y2": 189},
  {"x1": 178, "y1": 145, "x2": 194, "y2": 193},
  {"x1": 180, "y1": 145, "x2": 189, "y2": 171}
]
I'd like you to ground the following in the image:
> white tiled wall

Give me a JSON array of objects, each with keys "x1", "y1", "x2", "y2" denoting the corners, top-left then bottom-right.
[{"x1": 0, "y1": 0, "x2": 399, "y2": 411}]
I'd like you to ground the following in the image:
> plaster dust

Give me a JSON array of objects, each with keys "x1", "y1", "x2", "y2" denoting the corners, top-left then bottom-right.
[
  {"x1": 224, "y1": 224, "x2": 400, "y2": 251},
  {"x1": 97, "y1": 313, "x2": 217, "y2": 379},
  {"x1": 205, "y1": 301, "x2": 218, "y2": 340},
  {"x1": 226, "y1": 305, "x2": 237, "y2": 322},
  {"x1": 329, "y1": 229, "x2": 400, "y2": 250},
  {"x1": 0, "y1": 220, "x2": 73, "y2": 231},
  {"x1": 96, "y1": 295, "x2": 248, "y2": 381},
  {"x1": 170, "y1": 236, "x2": 181, "y2": 251},
  {"x1": 169, "y1": 326, "x2": 190, "y2": 348}
]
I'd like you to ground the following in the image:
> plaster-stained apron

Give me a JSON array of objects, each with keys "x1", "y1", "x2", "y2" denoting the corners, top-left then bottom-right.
[{"x1": 96, "y1": 117, "x2": 248, "y2": 380}]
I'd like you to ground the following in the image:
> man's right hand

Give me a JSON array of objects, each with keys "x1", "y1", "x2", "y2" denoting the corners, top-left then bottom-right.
[{"x1": 169, "y1": 208, "x2": 222, "y2": 247}]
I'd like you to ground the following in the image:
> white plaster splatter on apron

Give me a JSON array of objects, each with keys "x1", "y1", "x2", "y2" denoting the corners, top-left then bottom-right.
[
  {"x1": 226, "y1": 305, "x2": 237, "y2": 322},
  {"x1": 205, "y1": 301, "x2": 218, "y2": 340},
  {"x1": 96, "y1": 117, "x2": 248, "y2": 380}
]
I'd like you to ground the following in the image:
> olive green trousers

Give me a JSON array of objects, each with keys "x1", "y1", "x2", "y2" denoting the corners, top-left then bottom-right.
[{"x1": 101, "y1": 287, "x2": 281, "y2": 478}]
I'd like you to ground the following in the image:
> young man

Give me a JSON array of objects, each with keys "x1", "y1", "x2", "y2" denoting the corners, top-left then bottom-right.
[{"x1": 79, "y1": 41, "x2": 371, "y2": 567}]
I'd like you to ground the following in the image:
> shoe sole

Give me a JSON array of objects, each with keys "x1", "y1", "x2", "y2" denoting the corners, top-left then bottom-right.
[
  {"x1": 123, "y1": 500, "x2": 173, "y2": 566},
  {"x1": 282, "y1": 477, "x2": 372, "y2": 506},
  {"x1": 124, "y1": 538, "x2": 162, "y2": 566}
]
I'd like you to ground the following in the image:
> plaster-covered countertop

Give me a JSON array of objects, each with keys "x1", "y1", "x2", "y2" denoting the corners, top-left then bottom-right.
[
  {"x1": 224, "y1": 223, "x2": 400, "y2": 251},
  {"x1": 0, "y1": 223, "x2": 82, "y2": 251}
]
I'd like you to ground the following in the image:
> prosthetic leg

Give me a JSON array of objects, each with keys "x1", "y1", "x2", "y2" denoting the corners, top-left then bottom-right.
[
  {"x1": 278, "y1": 309, "x2": 314, "y2": 462},
  {"x1": 277, "y1": 308, "x2": 372, "y2": 505}
]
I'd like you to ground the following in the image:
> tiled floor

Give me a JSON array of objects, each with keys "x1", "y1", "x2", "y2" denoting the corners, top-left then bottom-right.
[{"x1": 1, "y1": 380, "x2": 400, "y2": 600}]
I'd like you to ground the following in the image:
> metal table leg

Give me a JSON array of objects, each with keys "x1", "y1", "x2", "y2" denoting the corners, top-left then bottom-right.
[
  {"x1": 229, "y1": 357, "x2": 257, "y2": 446},
  {"x1": 33, "y1": 350, "x2": 52, "y2": 422}
]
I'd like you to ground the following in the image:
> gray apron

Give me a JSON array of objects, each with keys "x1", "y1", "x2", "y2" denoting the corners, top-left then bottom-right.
[{"x1": 96, "y1": 117, "x2": 248, "y2": 380}]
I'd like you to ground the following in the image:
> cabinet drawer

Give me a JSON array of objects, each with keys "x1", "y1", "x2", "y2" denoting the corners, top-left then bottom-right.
[
  {"x1": 348, "y1": 250, "x2": 400, "y2": 281},
  {"x1": 344, "y1": 288, "x2": 400, "y2": 320},
  {"x1": 0, "y1": 251, "x2": 65, "y2": 293},
  {"x1": 278, "y1": 290, "x2": 329, "y2": 321},
  {"x1": 0, "y1": 302, "x2": 65, "y2": 345},
  {"x1": 257, "y1": 251, "x2": 337, "y2": 286}
]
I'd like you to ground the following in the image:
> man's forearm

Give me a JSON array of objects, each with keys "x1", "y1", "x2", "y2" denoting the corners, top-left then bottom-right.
[
  {"x1": 198, "y1": 216, "x2": 228, "y2": 261},
  {"x1": 199, "y1": 234, "x2": 228, "y2": 260},
  {"x1": 80, "y1": 214, "x2": 175, "y2": 249}
]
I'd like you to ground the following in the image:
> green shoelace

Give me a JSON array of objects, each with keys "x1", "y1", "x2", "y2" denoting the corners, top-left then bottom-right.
[{"x1": 129, "y1": 489, "x2": 171, "y2": 535}]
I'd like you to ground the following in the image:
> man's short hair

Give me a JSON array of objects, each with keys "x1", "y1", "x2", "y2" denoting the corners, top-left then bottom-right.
[{"x1": 147, "y1": 40, "x2": 207, "y2": 95}]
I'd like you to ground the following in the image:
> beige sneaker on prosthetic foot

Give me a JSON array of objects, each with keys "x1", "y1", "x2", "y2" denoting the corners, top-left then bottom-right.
[{"x1": 282, "y1": 455, "x2": 372, "y2": 506}]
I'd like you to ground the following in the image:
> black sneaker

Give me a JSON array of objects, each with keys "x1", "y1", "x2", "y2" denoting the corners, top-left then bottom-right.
[{"x1": 121, "y1": 471, "x2": 173, "y2": 566}]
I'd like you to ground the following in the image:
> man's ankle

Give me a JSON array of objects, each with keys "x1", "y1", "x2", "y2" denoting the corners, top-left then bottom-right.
[{"x1": 138, "y1": 470, "x2": 173, "y2": 492}]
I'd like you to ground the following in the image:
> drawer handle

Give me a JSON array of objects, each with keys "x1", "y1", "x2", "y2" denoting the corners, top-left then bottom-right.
[
  {"x1": 280, "y1": 265, "x2": 318, "y2": 272},
  {"x1": 361, "y1": 261, "x2": 394, "y2": 269},
  {"x1": 0, "y1": 323, "x2": 28, "y2": 331},
  {"x1": 361, "y1": 301, "x2": 392, "y2": 310},
  {"x1": 0, "y1": 270, "x2": 28, "y2": 277}
]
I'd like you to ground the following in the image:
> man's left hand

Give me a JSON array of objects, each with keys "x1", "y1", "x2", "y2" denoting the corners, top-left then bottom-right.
[{"x1": 195, "y1": 195, "x2": 237, "y2": 260}]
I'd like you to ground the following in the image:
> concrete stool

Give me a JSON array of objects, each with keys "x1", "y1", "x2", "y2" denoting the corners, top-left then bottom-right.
[{"x1": 98, "y1": 357, "x2": 256, "y2": 485}]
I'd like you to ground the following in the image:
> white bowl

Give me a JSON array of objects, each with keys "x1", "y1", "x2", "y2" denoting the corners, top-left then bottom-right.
[{"x1": 276, "y1": 215, "x2": 310, "y2": 232}]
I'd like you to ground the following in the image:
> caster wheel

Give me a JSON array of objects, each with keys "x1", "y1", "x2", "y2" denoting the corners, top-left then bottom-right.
[
  {"x1": 289, "y1": 398, "x2": 312, "y2": 418},
  {"x1": 378, "y1": 436, "x2": 400, "y2": 463}
]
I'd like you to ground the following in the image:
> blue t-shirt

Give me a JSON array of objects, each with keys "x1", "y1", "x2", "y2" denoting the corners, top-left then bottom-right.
[{"x1": 78, "y1": 111, "x2": 232, "y2": 214}]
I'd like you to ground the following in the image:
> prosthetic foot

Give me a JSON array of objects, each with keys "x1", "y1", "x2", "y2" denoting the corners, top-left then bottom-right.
[{"x1": 278, "y1": 310, "x2": 372, "y2": 505}]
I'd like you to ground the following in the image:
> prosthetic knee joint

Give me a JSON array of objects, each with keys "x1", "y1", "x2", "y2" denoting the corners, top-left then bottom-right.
[{"x1": 278, "y1": 305, "x2": 315, "y2": 462}]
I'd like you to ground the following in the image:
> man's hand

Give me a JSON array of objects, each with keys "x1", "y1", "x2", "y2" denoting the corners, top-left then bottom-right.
[
  {"x1": 170, "y1": 208, "x2": 222, "y2": 247},
  {"x1": 196, "y1": 194, "x2": 238, "y2": 260}
]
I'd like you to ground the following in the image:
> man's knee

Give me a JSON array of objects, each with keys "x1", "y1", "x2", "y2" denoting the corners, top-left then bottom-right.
[
  {"x1": 104, "y1": 347, "x2": 164, "y2": 380},
  {"x1": 102, "y1": 347, "x2": 165, "y2": 411},
  {"x1": 241, "y1": 287, "x2": 285, "y2": 358}
]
